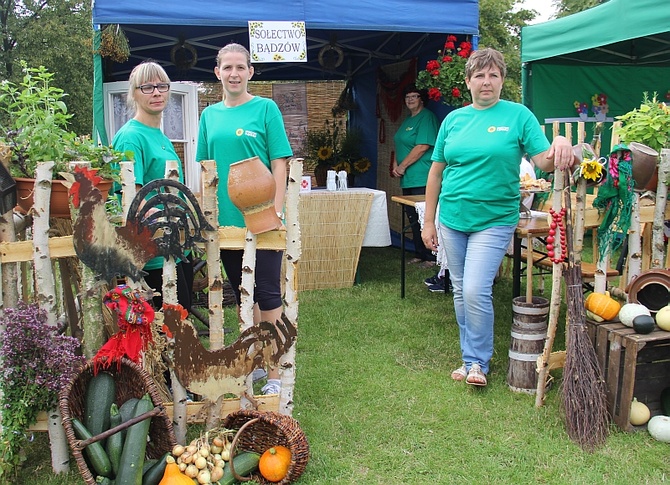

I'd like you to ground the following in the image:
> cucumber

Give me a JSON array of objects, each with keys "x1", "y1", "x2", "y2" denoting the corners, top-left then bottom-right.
[
  {"x1": 115, "y1": 393, "x2": 153, "y2": 485},
  {"x1": 105, "y1": 403, "x2": 124, "y2": 476},
  {"x1": 71, "y1": 418, "x2": 113, "y2": 478},
  {"x1": 141, "y1": 453, "x2": 168, "y2": 485},
  {"x1": 84, "y1": 371, "x2": 116, "y2": 445},
  {"x1": 220, "y1": 451, "x2": 261, "y2": 485}
]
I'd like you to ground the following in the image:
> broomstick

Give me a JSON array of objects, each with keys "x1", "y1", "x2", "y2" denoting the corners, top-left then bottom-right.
[{"x1": 561, "y1": 169, "x2": 609, "y2": 451}]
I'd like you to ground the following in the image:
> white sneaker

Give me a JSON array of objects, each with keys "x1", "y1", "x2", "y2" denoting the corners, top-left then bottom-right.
[{"x1": 261, "y1": 379, "x2": 281, "y2": 395}]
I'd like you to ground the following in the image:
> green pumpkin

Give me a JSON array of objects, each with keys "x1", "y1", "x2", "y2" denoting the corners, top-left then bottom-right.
[{"x1": 632, "y1": 314, "x2": 656, "y2": 334}]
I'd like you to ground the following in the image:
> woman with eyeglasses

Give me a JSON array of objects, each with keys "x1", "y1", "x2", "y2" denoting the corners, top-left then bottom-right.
[
  {"x1": 112, "y1": 60, "x2": 193, "y2": 312},
  {"x1": 392, "y1": 84, "x2": 440, "y2": 272}
]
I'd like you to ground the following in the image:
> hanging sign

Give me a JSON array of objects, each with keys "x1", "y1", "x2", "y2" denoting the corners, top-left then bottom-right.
[{"x1": 248, "y1": 21, "x2": 307, "y2": 63}]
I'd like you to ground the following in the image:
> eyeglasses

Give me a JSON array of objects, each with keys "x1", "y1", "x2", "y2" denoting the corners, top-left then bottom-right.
[
  {"x1": 405, "y1": 94, "x2": 420, "y2": 100},
  {"x1": 136, "y1": 83, "x2": 170, "y2": 94}
]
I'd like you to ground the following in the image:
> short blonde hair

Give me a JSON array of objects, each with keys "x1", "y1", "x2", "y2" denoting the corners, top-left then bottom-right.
[
  {"x1": 465, "y1": 48, "x2": 507, "y2": 80},
  {"x1": 126, "y1": 61, "x2": 171, "y2": 109},
  {"x1": 216, "y1": 43, "x2": 251, "y2": 68}
]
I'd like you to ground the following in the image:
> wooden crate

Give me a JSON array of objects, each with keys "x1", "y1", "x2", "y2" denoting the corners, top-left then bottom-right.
[{"x1": 597, "y1": 324, "x2": 670, "y2": 431}]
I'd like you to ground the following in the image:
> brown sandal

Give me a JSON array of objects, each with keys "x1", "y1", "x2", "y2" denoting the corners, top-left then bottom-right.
[
  {"x1": 466, "y1": 364, "x2": 487, "y2": 386},
  {"x1": 451, "y1": 365, "x2": 467, "y2": 381}
]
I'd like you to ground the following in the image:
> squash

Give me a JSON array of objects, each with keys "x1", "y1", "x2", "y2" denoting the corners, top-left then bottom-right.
[
  {"x1": 647, "y1": 415, "x2": 670, "y2": 442},
  {"x1": 656, "y1": 305, "x2": 670, "y2": 331},
  {"x1": 158, "y1": 459, "x2": 194, "y2": 485},
  {"x1": 633, "y1": 314, "x2": 656, "y2": 334},
  {"x1": 585, "y1": 291, "x2": 620, "y2": 321},
  {"x1": 618, "y1": 303, "x2": 651, "y2": 328},
  {"x1": 259, "y1": 446, "x2": 292, "y2": 482},
  {"x1": 630, "y1": 398, "x2": 651, "y2": 425}
]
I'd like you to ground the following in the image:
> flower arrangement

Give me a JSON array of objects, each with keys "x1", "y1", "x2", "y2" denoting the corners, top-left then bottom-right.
[
  {"x1": 573, "y1": 143, "x2": 607, "y2": 186},
  {"x1": 416, "y1": 35, "x2": 474, "y2": 107},
  {"x1": 591, "y1": 92, "x2": 609, "y2": 120},
  {"x1": 304, "y1": 120, "x2": 371, "y2": 177},
  {"x1": 574, "y1": 101, "x2": 589, "y2": 118},
  {"x1": 0, "y1": 301, "x2": 85, "y2": 476}
]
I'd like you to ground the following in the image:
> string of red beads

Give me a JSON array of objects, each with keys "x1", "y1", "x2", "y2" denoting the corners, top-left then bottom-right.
[{"x1": 546, "y1": 207, "x2": 567, "y2": 264}]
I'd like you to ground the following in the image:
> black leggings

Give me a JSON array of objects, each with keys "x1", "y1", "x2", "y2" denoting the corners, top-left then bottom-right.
[
  {"x1": 220, "y1": 249, "x2": 283, "y2": 311},
  {"x1": 143, "y1": 258, "x2": 194, "y2": 312}
]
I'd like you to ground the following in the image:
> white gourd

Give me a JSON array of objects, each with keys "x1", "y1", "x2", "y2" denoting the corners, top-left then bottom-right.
[
  {"x1": 647, "y1": 415, "x2": 670, "y2": 442},
  {"x1": 619, "y1": 303, "x2": 651, "y2": 327}
]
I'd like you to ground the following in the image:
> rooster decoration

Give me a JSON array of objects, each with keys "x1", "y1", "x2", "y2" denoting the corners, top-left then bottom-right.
[
  {"x1": 161, "y1": 304, "x2": 297, "y2": 400},
  {"x1": 67, "y1": 166, "x2": 213, "y2": 284}
]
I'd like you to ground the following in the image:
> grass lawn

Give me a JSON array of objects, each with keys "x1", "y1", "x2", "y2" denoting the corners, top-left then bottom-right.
[{"x1": 19, "y1": 246, "x2": 670, "y2": 484}]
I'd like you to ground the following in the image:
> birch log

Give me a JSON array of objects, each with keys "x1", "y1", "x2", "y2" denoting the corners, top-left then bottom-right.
[
  {"x1": 163, "y1": 160, "x2": 188, "y2": 443},
  {"x1": 279, "y1": 158, "x2": 303, "y2": 415},
  {"x1": 33, "y1": 162, "x2": 70, "y2": 473},
  {"x1": 535, "y1": 166, "x2": 565, "y2": 406},
  {"x1": 652, "y1": 149, "x2": 670, "y2": 268},
  {"x1": 627, "y1": 194, "x2": 643, "y2": 287}
]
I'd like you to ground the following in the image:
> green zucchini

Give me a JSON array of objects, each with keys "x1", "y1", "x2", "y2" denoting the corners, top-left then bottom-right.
[
  {"x1": 95, "y1": 477, "x2": 114, "y2": 484},
  {"x1": 71, "y1": 418, "x2": 113, "y2": 478},
  {"x1": 105, "y1": 403, "x2": 124, "y2": 476},
  {"x1": 115, "y1": 393, "x2": 153, "y2": 485},
  {"x1": 220, "y1": 451, "x2": 261, "y2": 485},
  {"x1": 84, "y1": 371, "x2": 116, "y2": 445},
  {"x1": 142, "y1": 453, "x2": 168, "y2": 485},
  {"x1": 118, "y1": 397, "x2": 140, "y2": 440},
  {"x1": 661, "y1": 386, "x2": 670, "y2": 415}
]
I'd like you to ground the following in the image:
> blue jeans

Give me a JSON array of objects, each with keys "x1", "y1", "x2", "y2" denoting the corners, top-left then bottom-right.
[{"x1": 439, "y1": 224, "x2": 516, "y2": 375}]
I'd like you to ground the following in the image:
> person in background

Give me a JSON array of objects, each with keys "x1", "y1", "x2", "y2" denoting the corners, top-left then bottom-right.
[
  {"x1": 196, "y1": 43, "x2": 291, "y2": 395},
  {"x1": 421, "y1": 48, "x2": 576, "y2": 387},
  {"x1": 392, "y1": 84, "x2": 441, "y2": 277},
  {"x1": 113, "y1": 60, "x2": 193, "y2": 312}
]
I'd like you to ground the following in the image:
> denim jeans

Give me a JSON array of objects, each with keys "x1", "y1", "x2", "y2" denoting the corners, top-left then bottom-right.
[{"x1": 439, "y1": 223, "x2": 516, "y2": 374}]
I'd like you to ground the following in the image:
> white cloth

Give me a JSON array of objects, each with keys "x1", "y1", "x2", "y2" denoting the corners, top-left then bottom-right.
[
  {"x1": 414, "y1": 201, "x2": 448, "y2": 268},
  {"x1": 352, "y1": 188, "x2": 392, "y2": 247}
]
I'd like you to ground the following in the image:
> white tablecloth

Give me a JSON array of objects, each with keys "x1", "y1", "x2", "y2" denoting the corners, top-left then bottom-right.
[
  {"x1": 414, "y1": 201, "x2": 447, "y2": 268},
  {"x1": 352, "y1": 188, "x2": 392, "y2": 247}
]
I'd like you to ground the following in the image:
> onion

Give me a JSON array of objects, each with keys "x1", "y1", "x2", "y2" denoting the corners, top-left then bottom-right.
[
  {"x1": 185, "y1": 464, "x2": 199, "y2": 478},
  {"x1": 171, "y1": 444, "x2": 185, "y2": 457}
]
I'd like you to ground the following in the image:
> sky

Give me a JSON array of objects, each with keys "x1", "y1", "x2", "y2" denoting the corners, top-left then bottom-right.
[{"x1": 521, "y1": 0, "x2": 558, "y2": 24}]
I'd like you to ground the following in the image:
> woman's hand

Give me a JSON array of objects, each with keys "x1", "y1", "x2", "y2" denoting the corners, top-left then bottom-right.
[
  {"x1": 392, "y1": 162, "x2": 405, "y2": 178},
  {"x1": 546, "y1": 135, "x2": 577, "y2": 171},
  {"x1": 422, "y1": 222, "x2": 439, "y2": 251}
]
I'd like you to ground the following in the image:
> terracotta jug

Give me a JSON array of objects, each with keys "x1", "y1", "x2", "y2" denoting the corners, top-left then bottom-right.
[
  {"x1": 227, "y1": 156, "x2": 281, "y2": 234},
  {"x1": 628, "y1": 142, "x2": 659, "y2": 191}
]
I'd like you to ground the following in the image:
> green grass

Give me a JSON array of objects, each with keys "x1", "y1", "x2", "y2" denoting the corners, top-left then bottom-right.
[{"x1": 18, "y1": 247, "x2": 670, "y2": 484}]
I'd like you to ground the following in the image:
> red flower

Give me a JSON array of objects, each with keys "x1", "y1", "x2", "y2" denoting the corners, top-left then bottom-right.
[
  {"x1": 444, "y1": 41, "x2": 455, "y2": 50},
  {"x1": 447, "y1": 35, "x2": 457, "y2": 42},
  {"x1": 456, "y1": 50, "x2": 469, "y2": 58},
  {"x1": 428, "y1": 87, "x2": 442, "y2": 101},
  {"x1": 442, "y1": 56, "x2": 453, "y2": 63},
  {"x1": 426, "y1": 60, "x2": 440, "y2": 71},
  {"x1": 451, "y1": 87, "x2": 461, "y2": 98},
  {"x1": 430, "y1": 69, "x2": 440, "y2": 76}
]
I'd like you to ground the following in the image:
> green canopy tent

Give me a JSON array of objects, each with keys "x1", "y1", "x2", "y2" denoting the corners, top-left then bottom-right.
[{"x1": 521, "y1": 0, "x2": 670, "y2": 151}]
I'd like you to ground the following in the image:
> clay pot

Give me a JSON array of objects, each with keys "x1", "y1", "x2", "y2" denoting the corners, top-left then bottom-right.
[
  {"x1": 14, "y1": 176, "x2": 113, "y2": 218},
  {"x1": 227, "y1": 156, "x2": 281, "y2": 234},
  {"x1": 626, "y1": 269, "x2": 670, "y2": 315},
  {"x1": 629, "y1": 142, "x2": 659, "y2": 191}
]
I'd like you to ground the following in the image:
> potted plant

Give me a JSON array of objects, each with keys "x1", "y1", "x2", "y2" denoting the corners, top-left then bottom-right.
[
  {"x1": 0, "y1": 62, "x2": 128, "y2": 216},
  {"x1": 615, "y1": 92, "x2": 670, "y2": 189}
]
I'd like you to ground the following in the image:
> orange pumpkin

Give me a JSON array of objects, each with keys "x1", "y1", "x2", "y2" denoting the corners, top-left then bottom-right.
[
  {"x1": 585, "y1": 291, "x2": 620, "y2": 321},
  {"x1": 159, "y1": 461, "x2": 194, "y2": 485},
  {"x1": 258, "y1": 445, "x2": 292, "y2": 482}
]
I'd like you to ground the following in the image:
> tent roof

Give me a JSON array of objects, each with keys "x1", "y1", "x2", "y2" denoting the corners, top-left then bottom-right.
[
  {"x1": 521, "y1": 0, "x2": 670, "y2": 66},
  {"x1": 92, "y1": 0, "x2": 479, "y2": 81}
]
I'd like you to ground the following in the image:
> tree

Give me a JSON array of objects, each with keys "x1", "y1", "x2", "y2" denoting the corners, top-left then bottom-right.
[
  {"x1": 555, "y1": 0, "x2": 607, "y2": 17},
  {"x1": 0, "y1": 0, "x2": 93, "y2": 135}
]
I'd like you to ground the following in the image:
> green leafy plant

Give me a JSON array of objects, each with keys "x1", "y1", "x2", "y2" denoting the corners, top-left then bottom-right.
[
  {"x1": 416, "y1": 35, "x2": 473, "y2": 107},
  {"x1": 0, "y1": 301, "x2": 85, "y2": 479},
  {"x1": 615, "y1": 92, "x2": 670, "y2": 153},
  {"x1": 0, "y1": 61, "x2": 128, "y2": 180}
]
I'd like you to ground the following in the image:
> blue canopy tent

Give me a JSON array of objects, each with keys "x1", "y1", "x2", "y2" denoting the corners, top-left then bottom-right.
[
  {"x1": 91, "y1": 0, "x2": 479, "y2": 187},
  {"x1": 521, "y1": 0, "x2": 670, "y2": 151}
]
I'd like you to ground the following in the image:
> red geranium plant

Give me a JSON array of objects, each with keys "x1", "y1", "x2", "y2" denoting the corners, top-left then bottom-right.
[{"x1": 416, "y1": 35, "x2": 474, "y2": 107}]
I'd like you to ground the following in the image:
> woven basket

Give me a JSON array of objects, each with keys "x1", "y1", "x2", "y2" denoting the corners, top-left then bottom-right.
[
  {"x1": 59, "y1": 358, "x2": 176, "y2": 485},
  {"x1": 223, "y1": 409, "x2": 310, "y2": 484}
]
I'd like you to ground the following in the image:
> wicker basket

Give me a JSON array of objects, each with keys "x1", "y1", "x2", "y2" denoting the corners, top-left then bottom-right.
[
  {"x1": 223, "y1": 409, "x2": 310, "y2": 484},
  {"x1": 59, "y1": 358, "x2": 177, "y2": 485}
]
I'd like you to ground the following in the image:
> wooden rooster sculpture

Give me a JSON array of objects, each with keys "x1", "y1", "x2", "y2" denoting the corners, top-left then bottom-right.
[
  {"x1": 66, "y1": 166, "x2": 213, "y2": 283},
  {"x1": 161, "y1": 304, "x2": 297, "y2": 400}
]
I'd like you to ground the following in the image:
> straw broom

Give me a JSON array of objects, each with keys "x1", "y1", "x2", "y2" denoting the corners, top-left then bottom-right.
[{"x1": 561, "y1": 170, "x2": 609, "y2": 451}]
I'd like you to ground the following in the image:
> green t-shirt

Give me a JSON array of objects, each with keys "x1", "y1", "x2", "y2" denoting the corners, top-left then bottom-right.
[
  {"x1": 196, "y1": 96, "x2": 293, "y2": 228},
  {"x1": 432, "y1": 100, "x2": 550, "y2": 232},
  {"x1": 393, "y1": 108, "x2": 439, "y2": 189},
  {"x1": 112, "y1": 118, "x2": 185, "y2": 271}
]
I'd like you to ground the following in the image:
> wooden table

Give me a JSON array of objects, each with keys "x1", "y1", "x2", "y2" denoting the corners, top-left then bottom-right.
[{"x1": 391, "y1": 194, "x2": 428, "y2": 298}]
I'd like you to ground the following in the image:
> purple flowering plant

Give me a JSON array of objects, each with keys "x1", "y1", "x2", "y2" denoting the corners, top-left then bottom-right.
[{"x1": 0, "y1": 301, "x2": 85, "y2": 476}]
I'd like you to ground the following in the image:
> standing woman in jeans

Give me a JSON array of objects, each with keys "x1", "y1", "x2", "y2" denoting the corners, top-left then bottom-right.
[
  {"x1": 392, "y1": 84, "x2": 439, "y2": 268},
  {"x1": 421, "y1": 48, "x2": 576, "y2": 387},
  {"x1": 196, "y1": 43, "x2": 292, "y2": 395}
]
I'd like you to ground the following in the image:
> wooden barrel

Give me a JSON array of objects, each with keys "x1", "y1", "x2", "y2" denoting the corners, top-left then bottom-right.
[{"x1": 507, "y1": 296, "x2": 549, "y2": 394}]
